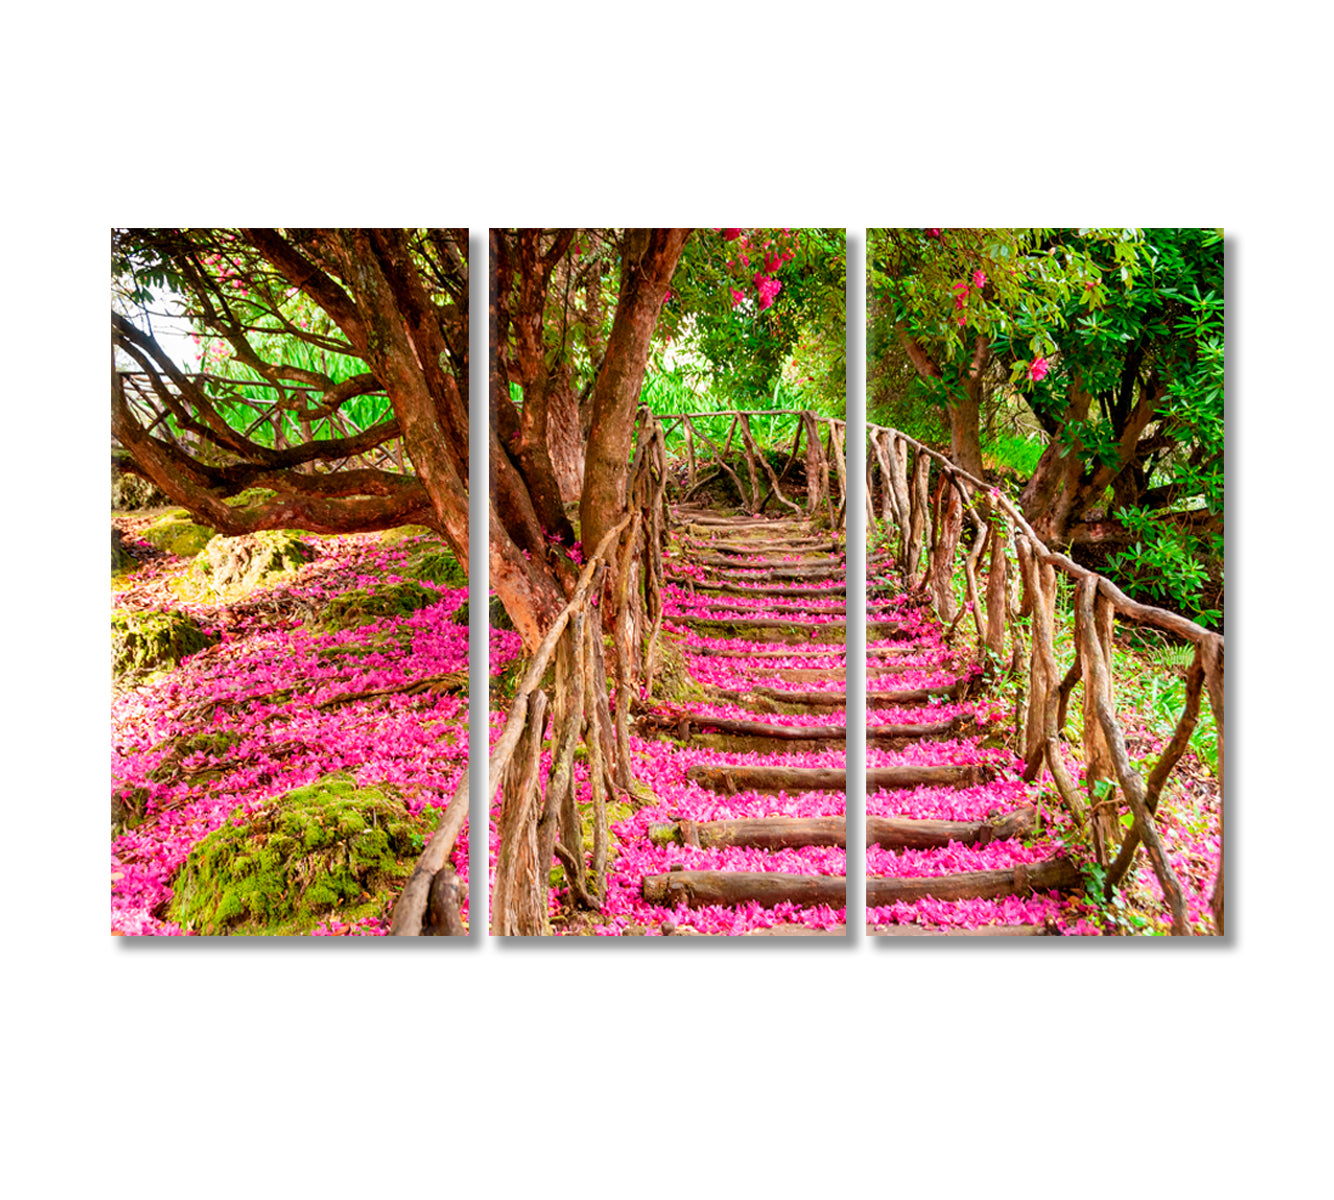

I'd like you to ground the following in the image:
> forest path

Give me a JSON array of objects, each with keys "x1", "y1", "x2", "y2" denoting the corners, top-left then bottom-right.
[
  {"x1": 619, "y1": 501, "x2": 850, "y2": 935},
  {"x1": 864, "y1": 550, "x2": 1091, "y2": 935}
]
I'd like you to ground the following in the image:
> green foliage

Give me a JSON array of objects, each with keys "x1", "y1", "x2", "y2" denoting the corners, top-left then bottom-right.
[
  {"x1": 662, "y1": 228, "x2": 846, "y2": 415},
  {"x1": 1106, "y1": 507, "x2": 1221, "y2": 627},
  {"x1": 166, "y1": 775, "x2": 428, "y2": 934}
]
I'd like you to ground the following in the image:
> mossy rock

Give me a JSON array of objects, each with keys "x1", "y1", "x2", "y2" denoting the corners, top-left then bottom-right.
[
  {"x1": 112, "y1": 609, "x2": 218, "y2": 682},
  {"x1": 166, "y1": 775, "x2": 428, "y2": 935},
  {"x1": 112, "y1": 527, "x2": 138, "y2": 574},
  {"x1": 193, "y1": 530, "x2": 315, "y2": 597},
  {"x1": 111, "y1": 471, "x2": 168, "y2": 510},
  {"x1": 141, "y1": 509, "x2": 217, "y2": 558},
  {"x1": 312, "y1": 580, "x2": 440, "y2": 632},
  {"x1": 404, "y1": 548, "x2": 467, "y2": 589}
]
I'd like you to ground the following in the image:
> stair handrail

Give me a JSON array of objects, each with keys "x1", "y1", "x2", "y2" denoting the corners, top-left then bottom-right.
[{"x1": 866, "y1": 421, "x2": 1224, "y2": 936}]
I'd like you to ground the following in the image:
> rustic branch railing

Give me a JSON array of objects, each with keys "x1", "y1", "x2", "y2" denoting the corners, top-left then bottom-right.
[
  {"x1": 866, "y1": 423, "x2": 1225, "y2": 936},
  {"x1": 487, "y1": 408, "x2": 668, "y2": 936},
  {"x1": 656, "y1": 409, "x2": 847, "y2": 526},
  {"x1": 116, "y1": 370, "x2": 406, "y2": 475}
]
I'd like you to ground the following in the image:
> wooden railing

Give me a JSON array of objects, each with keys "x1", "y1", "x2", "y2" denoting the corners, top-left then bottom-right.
[
  {"x1": 656, "y1": 409, "x2": 847, "y2": 527},
  {"x1": 485, "y1": 409, "x2": 669, "y2": 936},
  {"x1": 866, "y1": 423, "x2": 1225, "y2": 936}
]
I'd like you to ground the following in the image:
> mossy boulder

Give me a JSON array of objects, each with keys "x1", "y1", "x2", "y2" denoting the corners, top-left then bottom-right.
[
  {"x1": 404, "y1": 548, "x2": 467, "y2": 589},
  {"x1": 141, "y1": 509, "x2": 216, "y2": 558},
  {"x1": 111, "y1": 470, "x2": 168, "y2": 510},
  {"x1": 166, "y1": 775, "x2": 428, "y2": 935},
  {"x1": 112, "y1": 527, "x2": 138, "y2": 574},
  {"x1": 193, "y1": 530, "x2": 315, "y2": 596},
  {"x1": 312, "y1": 580, "x2": 441, "y2": 632},
  {"x1": 112, "y1": 609, "x2": 218, "y2": 682}
]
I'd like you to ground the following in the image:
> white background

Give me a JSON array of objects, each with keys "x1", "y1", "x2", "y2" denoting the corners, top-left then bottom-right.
[{"x1": 5, "y1": 4, "x2": 1326, "y2": 1197}]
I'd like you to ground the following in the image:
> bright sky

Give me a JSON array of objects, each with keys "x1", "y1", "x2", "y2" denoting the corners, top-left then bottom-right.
[{"x1": 117, "y1": 287, "x2": 201, "y2": 373}]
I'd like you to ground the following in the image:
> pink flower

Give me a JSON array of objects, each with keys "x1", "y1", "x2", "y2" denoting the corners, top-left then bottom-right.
[
  {"x1": 722, "y1": 228, "x2": 742, "y2": 241},
  {"x1": 730, "y1": 288, "x2": 744, "y2": 307},
  {"x1": 1028, "y1": 357, "x2": 1050, "y2": 382},
  {"x1": 754, "y1": 274, "x2": 782, "y2": 309},
  {"x1": 973, "y1": 270, "x2": 986, "y2": 289},
  {"x1": 925, "y1": 228, "x2": 942, "y2": 238}
]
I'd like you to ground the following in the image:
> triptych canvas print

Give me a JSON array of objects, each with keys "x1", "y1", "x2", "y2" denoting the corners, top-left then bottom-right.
[{"x1": 111, "y1": 227, "x2": 1224, "y2": 938}]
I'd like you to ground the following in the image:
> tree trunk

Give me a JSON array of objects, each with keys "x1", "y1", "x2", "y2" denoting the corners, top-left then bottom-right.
[{"x1": 580, "y1": 229, "x2": 691, "y2": 563}]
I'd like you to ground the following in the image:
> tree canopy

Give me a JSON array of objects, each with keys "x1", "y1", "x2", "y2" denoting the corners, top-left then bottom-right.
[
  {"x1": 112, "y1": 228, "x2": 470, "y2": 558},
  {"x1": 868, "y1": 226, "x2": 1223, "y2": 625}
]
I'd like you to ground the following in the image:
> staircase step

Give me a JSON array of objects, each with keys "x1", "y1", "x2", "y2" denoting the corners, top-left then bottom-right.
[
  {"x1": 866, "y1": 856, "x2": 1081, "y2": 904},
  {"x1": 643, "y1": 869, "x2": 846, "y2": 909},
  {"x1": 686, "y1": 762, "x2": 988, "y2": 794}
]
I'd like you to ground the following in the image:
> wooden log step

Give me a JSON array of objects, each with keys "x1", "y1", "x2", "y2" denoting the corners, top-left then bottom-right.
[
  {"x1": 867, "y1": 621, "x2": 914, "y2": 638},
  {"x1": 869, "y1": 924, "x2": 1052, "y2": 936},
  {"x1": 649, "y1": 816, "x2": 847, "y2": 849},
  {"x1": 686, "y1": 763, "x2": 988, "y2": 794},
  {"x1": 865, "y1": 856, "x2": 1081, "y2": 904},
  {"x1": 695, "y1": 557, "x2": 846, "y2": 576},
  {"x1": 866, "y1": 806, "x2": 1038, "y2": 849},
  {"x1": 867, "y1": 682, "x2": 965, "y2": 705},
  {"x1": 643, "y1": 869, "x2": 846, "y2": 909},
  {"x1": 638, "y1": 712, "x2": 972, "y2": 744},
  {"x1": 678, "y1": 514, "x2": 815, "y2": 528},
  {"x1": 687, "y1": 645, "x2": 845, "y2": 660},
  {"x1": 644, "y1": 806, "x2": 1030, "y2": 852},
  {"x1": 668, "y1": 924, "x2": 847, "y2": 937},
  {"x1": 867, "y1": 661, "x2": 948, "y2": 677},
  {"x1": 672, "y1": 579, "x2": 846, "y2": 598},
  {"x1": 677, "y1": 618, "x2": 846, "y2": 643},
  {"x1": 682, "y1": 535, "x2": 839, "y2": 552},
  {"x1": 771, "y1": 667, "x2": 846, "y2": 682},
  {"x1": 677, "y1": 603, "x2": 847, "y2": 620},
  {"x1": 741, "y1": 682, "x2": 961, "y2": 707}
]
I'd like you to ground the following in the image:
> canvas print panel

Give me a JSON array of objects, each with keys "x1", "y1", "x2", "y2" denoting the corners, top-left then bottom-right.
[
  {"x1": 864, "y1": 227, "x2": 1224, "y2": 937},
  {"x1": 111, "y1": 229, "x2": 471, "y2": 936},
  {"x1": 488, "y1": 228, "x2": 848, "y2": 936}
]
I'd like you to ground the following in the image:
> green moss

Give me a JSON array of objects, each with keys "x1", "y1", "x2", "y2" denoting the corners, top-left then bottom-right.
[
  {"x1": 166, "y1": 774, "x2": 432, "y2": 935},
  {"x1": 378, "y1": 525, "x2": 438, "y2": 547},
  {"x1": 223, "y1": 487, "x2": 278, "y2": 508},
  {"x1": 141, "y1": 510, "x2": 216, "y2": 558},
  {"x1": 111, "y1": 528, "x2": 138, "y2": 574},
  {"x1": 405, "y1": 549, "x2": 467, "y2": 589},
  {"x1": 112, "y1": 609, "x2": 218, "y2": 683},
  {"x1": 653, "y1": 634, "x2": 709, "y2": 705},
  {"x1": 311, "y1": 580, "x2": 440, "y2": 632}
]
